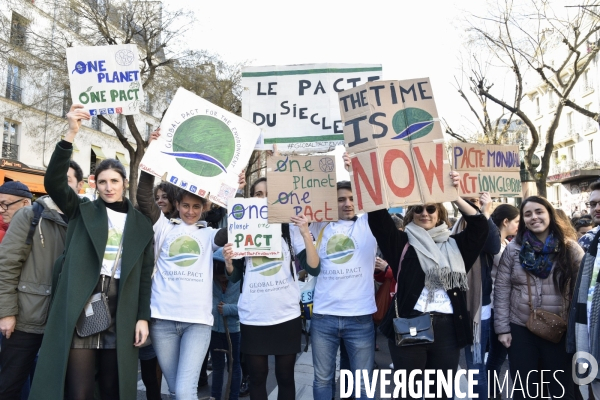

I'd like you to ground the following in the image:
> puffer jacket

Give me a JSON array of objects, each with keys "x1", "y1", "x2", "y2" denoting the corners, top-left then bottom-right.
[
  {"x1": 0, "y1": 196, "x2": 69, "y2": 334},
  {"x1": 494, "y1": 239, "x2": 583, "y2": 334}
]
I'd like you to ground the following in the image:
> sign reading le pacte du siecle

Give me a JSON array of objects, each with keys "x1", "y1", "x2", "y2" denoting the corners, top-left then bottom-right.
[
  {"x1": 66, "y1": 44, "x2": 144, "y2": 116},
  {"x1": 140, "y1": 88, "x2": 260, "y2": 208},
  {"x1": 242, "y1": 63, "x2": 382, "y2": 152}
]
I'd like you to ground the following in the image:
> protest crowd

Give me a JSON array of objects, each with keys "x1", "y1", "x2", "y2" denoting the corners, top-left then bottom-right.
[{"x1": 0, "y1": 57, "x2": 599, "y2": 400}]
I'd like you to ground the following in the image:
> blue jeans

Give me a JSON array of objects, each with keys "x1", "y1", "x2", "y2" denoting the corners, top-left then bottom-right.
[
  {"x1": 464, "y1": 317, "x2": 491, "y2": 400},
  {"x1": 150, "y1": 319, "x2": 211, "y2": 400},
  {"x1": 311, "y1": 313, "x2": 374, "y2": 400},
  {"x1": 210, "y1": 331, "x2": 241, "y2": 400}
]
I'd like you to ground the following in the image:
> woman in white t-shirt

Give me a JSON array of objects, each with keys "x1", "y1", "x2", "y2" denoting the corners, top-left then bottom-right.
[
  {"x1": 223, "y1": 177, "x2": 319, "y2": 400},
  {"x1": 136, "y1": 130, "x2": 229, "y2": 400}
]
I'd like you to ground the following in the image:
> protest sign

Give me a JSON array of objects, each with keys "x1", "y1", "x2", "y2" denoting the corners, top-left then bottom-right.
[
  {"x1": 242, "y1": 63, "x2": 382, "y2": 152},
  {"x1": 66, "y1": 44, "x2": 144, "y2": 115},
  {"x1": 338, "y1": 78, "x2": 457, "y2": 212},
  {"x1": 452, "y1": 143, "x2": 522, "y2": 197},
  {"x1": 266, "y1": 155, "x2": 338, "y2": 223},
  {"x1": 140, "y1": 87, "x2": 261, "y2": 207},
  {"x1": 227, "y1": 198, "x2": 282, "y2": 258}
]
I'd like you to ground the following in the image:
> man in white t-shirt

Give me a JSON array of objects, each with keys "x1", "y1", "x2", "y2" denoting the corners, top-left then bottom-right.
[{"x1": 301, "y1": 181, "x2": 377, "y2": 400}]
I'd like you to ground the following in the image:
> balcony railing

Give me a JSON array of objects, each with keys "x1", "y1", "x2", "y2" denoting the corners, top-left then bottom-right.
[
  {"x1": 2, "y1": 143, "x2": 18, "y2": 160},
  {"x1": 5, "y1": 83, "x2": 22, "y2": 103},
  {"x1": 549, "y1": 157, "x2": 600, "y2": 175}
]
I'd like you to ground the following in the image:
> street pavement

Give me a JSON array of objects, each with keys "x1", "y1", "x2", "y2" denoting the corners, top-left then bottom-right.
[{"x1": 135, "y1": 329, "x2": 520, "y2": 400}]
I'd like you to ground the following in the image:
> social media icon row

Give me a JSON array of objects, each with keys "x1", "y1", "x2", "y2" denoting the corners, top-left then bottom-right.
[
  {"x1": 169, "y1": 176, "x2": 198, "y2": 194},
  {"x1": 89, "y1": 107, "x2": 123, "y2": 116}
]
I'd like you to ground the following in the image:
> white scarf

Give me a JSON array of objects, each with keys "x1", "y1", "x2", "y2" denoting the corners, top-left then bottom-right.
[{"x1": 405, "y1": 222, "x2": 468, "y2": 301}]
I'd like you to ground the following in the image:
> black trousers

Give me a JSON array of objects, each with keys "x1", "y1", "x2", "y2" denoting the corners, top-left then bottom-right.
[
  {"x1": 507, "y1": 323, "x2": 574, "y2": 400},
  {"x1": 388, "y1": 314, "x2": 461, "y2": 400},
  {"x1": 0, "y1": 330, "x2": 44, "y2": 400}
]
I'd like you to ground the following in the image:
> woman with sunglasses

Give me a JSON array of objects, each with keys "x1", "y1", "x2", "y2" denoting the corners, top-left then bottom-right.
[
  {"x1": 369, "y1": 173, "x2": 488, "y2": 399},
  {"x1": 494, "y1": 196, "x2": 582, "y2": 400}
]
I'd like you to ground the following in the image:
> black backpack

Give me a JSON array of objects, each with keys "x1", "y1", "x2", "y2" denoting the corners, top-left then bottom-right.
[{"x1": 25, "y1": 202, "x2": 44, "y2": 245}]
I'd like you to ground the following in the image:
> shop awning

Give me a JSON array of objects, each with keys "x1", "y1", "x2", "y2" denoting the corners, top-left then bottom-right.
[
  {"x1": 3, "y1": 170, "x2": 46, "y2": 194},
  {"x1": 115, "y1": 152, "x2": 129, "y2": 166},
  {"x1": 91, "y1": 145, "x2": 106, "y2": 160}
]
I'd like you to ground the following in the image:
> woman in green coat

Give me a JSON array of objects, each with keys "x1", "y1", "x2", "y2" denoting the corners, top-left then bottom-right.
[{"x1": 29, "y1": 104, "x2": 155, "y2": 400}]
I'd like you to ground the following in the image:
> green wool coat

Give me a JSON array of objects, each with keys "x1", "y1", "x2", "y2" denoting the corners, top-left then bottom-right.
[{"x1": 29, "y1": 143, "x2": 154, "y2": 400}]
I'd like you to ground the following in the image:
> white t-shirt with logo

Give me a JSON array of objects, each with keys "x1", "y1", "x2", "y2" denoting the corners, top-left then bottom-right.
[
  {"x1": 307, "y1": 215, "x2": 377, "y2": 316},
  {"x1": 238, "y1": 227, "x2": 303, "y2": 326},
  {"x1": 151, "y1": 214, "x2": 219, "y2": 325},
  {"x1": 414, "y1": 288, "x2": 454, "y2": 314},
  {"x1": 101, "y1": 209, "x2": 127, "y2": 279}
]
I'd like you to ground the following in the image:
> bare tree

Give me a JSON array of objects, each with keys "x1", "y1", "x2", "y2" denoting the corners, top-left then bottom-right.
[{"x1": 461, "y1": 0, "x2": 600, "y2": 196}]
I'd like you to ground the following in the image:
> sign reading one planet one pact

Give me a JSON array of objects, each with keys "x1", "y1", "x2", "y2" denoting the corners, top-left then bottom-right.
[
  {"x1": 66, "y1": 44, "x2": 144, "y2": 116},
  {"x1": 227, "y1": 198, "x2": 282, "y2": 259},
  {"x1": 140, "y1": 87, "x2": 261, "y2": 207},
  {"x1": 452, "y1": 143, "x2": 522, "y2": 197},
  {"x1": 266, "y1": 155, "x2": 338, "y2": 223},
  {"x1": 242, "y1": 63, "x2": 382, "y2": 152},
  {"x1": 338, "y1": 78, "x2": 457, "y2": 212}
]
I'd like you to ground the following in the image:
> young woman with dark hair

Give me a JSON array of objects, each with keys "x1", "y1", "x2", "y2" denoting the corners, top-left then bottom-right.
[
  {"x1": 494, "y1": 196, "x2": 583, "y2": 400},
  {"x1": 29, "y1": 104, "x2": 155, "y2": 400},
  {"x1": 153, "y1": 181, "x2": 179, "y2": 217},
  {"x1": 224, "y1": 177, "x2": 319, "y2": 400},
  {"x1": 486, "y1": 204, "x2": 519, "y2": 397}
]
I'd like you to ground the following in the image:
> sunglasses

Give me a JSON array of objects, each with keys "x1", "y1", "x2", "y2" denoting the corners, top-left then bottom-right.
[{"x1": 413, "y1": 205, "x2": 437, "y2": 215}]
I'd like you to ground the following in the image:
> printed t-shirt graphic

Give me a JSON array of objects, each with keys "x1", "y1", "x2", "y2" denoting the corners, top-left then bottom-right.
[
  {"x1": 238, "y1": 226, "x2": 303, "y2": 326},
  {"x1": 101, "y1": 208, "x2": 127, "y2": 279},
  {"x1": 307, "y1": 215, "x2": 377, "y2": 316},
  {"x1": 151, "y1": 214, "x2": 218, "y2": 325}
]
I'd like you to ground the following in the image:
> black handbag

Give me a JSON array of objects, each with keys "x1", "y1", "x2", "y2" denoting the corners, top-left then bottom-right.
[
  {"x1": 390, "y1": 241, "x2": 434, "y2": 346},
  {"x1": 75, "y1": 237, "x2": 123, "y2": 338}
]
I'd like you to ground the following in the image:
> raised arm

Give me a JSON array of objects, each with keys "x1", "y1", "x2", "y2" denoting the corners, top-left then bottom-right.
[
  {"x1": 368, "y1": 210, "x2": 407, "y2": 279},
  {"x1": 136, "y1": 129, "x2": 162, "y2": 224},
  {"x1": 45, "y1": 104, "x2": 90, "y2": 219},
  {"x1": 291, "y1": 215, "x2": 320, "y2": 273}
]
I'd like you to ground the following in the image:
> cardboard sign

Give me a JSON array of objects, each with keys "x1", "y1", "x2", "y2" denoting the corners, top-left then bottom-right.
[
  {"x1": 452, "y1": 144, "x2": 522, "y2": 197},
  {"x1": 338, "y1": 78, "x2": 457, "y2": 212},
  {"x1": 242, "y1": 63, "x2": 382, "y2": 152},
  {"x1": 140, "y1": 88, "x2": 261, "y2": 207},
  {"x1": 227, "y1": 198, "x2": 282, "y2": 258},
  {"x1": 266, "y1": 155, "x2": 338, "y2": 223},
  {"x1": 66, "y1": 44, "x2": 144, "y2": 116}
]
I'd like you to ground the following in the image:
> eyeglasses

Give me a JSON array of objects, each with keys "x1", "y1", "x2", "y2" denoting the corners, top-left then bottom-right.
[
  {"x1": 586, "y1": 201, "x2": 599, "y2": 209},
  {"x1": 0, "y1": 199, "x2": 23, "y2": 212},
  {"x1": 575, "y1": 219, "x2": 593, "y2": 228},
  {"x1": 413, "y1": 205, "x2": 437, "y2": 215}
]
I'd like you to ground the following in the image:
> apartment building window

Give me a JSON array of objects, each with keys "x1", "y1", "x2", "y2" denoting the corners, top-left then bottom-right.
[
  {"x1": 568, "y1": 145, "x2": 575, "y2": 162},
  {"x1": 5, "y1": 63, "x2": 22, "y2": 103},
  {"x1": 90, "y1": 145, "x2": 106, "y2": 175},
  {"x1": 91, "y1": 115, "x2": 101, "y2": 131},
  {"x1": 146, "y1": 123, "x2": 152, "y2": 140},
  {"x1": 548, "y1": 90, "x2": 555, "y2": 108},
  {"x1": 117, "y1": 114, "x2": 126, "y2": 134},
  {"x1": 10, "y1": 12, "x2": 28, "y2": 48},
  {"x1": 553, "y1": 151, "x2": 559, "y2": 162},
  {"x1": 145, "y1": 94, "x2": 153, "y2": 115},
  {"x1": 535, "y1": 97, "x2": 540, "y2": 115},
  {"x1": 2, "y1": 120, "x2": 19, "y2": 159},
  {"x1": 554, "y1": 185, "x2": 560, "y2": 205},
  {"x1": 567, "y1": 112, "x2": 573, "y2": 133},
  {"x1": 583, "y1": 69, "x2": 592, "y2": 91},
  {"x1": 590, "y1": 139, "x2": 595, "y2": 158}
]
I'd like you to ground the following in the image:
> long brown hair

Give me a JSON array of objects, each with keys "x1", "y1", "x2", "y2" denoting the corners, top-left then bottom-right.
[
  {"x1": 515, "y1": 196, "x2": 577, "y2": 298},
  {"x1": 403, "y1": 203, "x2": 450, "y2": 229}
]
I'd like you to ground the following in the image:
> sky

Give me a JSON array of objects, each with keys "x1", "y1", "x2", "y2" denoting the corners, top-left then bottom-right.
[{"x1": 164, "y1": 0, "x2": 496, "y2": 178}]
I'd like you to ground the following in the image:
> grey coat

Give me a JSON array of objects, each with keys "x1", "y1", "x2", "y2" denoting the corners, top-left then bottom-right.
[
  {"x1": 494, "y1": 239, "x2": 583, "y2": 334},
  {"x1": 0, "y1": 196, "x2": 69, "y2": 334}
]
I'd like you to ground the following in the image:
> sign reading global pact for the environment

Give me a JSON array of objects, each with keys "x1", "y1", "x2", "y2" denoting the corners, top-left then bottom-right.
[
  {"x1": 452, "y1": 143, "x2": 522, "y2": 197},
  {"x1": 227, "y1": 198, "x2": 282, "y2": 258},
  {"x1": 338, "y1": 78, "x2": 457, "y2": 212},
  {"x1": 66, "y1": 44, "x2": 144, "y2": 115},
  {"x1": 140, "y1": 88, "x2": 260, "y2": 207},
  {"x1": 242, "y1": 63, "x2": 382, "y2": 152},
  {"x1": 266, "y1": 155, "x2": 338, "y2": 223}
]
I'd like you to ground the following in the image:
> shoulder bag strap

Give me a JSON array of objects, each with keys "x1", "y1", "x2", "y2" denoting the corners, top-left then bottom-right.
[
  {"x1": 104, "y1": 235, "x2": 124, "y2": 294},
  {"x1": 394, "y1": 242, "x2": 410, "y2": 318}
]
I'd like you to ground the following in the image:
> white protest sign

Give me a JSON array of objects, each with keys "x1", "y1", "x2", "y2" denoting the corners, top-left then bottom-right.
[
  {"x1": 228, "y1": 198, "x2": 282, "y2": 258},
  {"x1": 66, "y1": 44, "x2": 144, "y2": 116},
  {"x1": 140, "y1": 87, "x2": 261, "y2": 207},
  {"x1": 242, "y1": 63, "x2": 382, "y2": 152}
]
